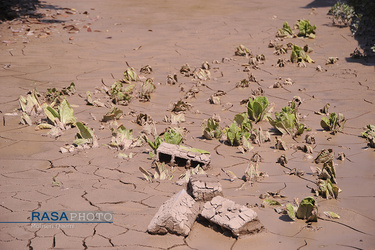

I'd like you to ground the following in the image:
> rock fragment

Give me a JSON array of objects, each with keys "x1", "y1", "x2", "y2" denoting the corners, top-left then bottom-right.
[
  {"x1": 147, "y1": 189, "x2": 199, "y2": 236},
  {"x1": 187, "y1": 174, "x2": 223, "y2": 202},
  {"x1": 200, "y1": 196, "x2": 264, "y2": 237}
]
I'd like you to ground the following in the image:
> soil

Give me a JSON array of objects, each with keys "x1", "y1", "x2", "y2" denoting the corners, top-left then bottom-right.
[{"x1": 0, "y1": 0, "x2": 374, "y2": 249}]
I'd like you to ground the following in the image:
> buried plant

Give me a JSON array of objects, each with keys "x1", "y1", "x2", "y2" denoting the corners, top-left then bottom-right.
[
  {"x1": 164, "y1": 127, "x2": 183, "y2": 145},
  {"x1": 19, "y1": 89, "x2": 44, "y2": 116},
  {"x1": 235, "y1": 44, "x2": 252, "y2": 57},
  {"x1": 362, "y1": 124, "x2": 375, "y2": 148},
  {"x1": 176, "y1": 165, "x2": 206, "y2": 185},
  {"x1": 286, "y1": 197, "x2": 318, "y2": 222},
  {"x1": 295, "y1": 19, "x2": 316, "y2": 38},
  {"x1": 45, "y1": 82, "x2": 76, "y2": 105},
  {"x1": 291, "y1": 45, "x2": 314, "y2": 65},
  {"x1": 320, "y1": 112, "x2": 346, "y2": 134},
  {"x1": 140, "y1": 162, "x2": 174, "y2": 182},
  {"x1": 202, "y1": 117, "x2": 222, "y2": 140},
  {"x1": 247, "y1": 96, "x2": 270, "y2": 123},
  {"x1": 108, "y1": 80, "x2": 135, "y2": 105},
  {"x1": 123, "y1": 67, "x2": 140, "y2": 82},
  {"x1": 38, "y1": 99, "x2": 76, "y2": 131},
  {"x1": 102, "y1": 106, "x2": 123, "y2": 122},
  {"x1": 60, "y1": 122, "x2": 98, "y2": 153},
  {"x1": 139, "y1": 78, "x2": 156, "y2": 102},
  {"x1": 277, "y1": 22, "x2": 294, "y2": 38},
  {"x1": 109, "y1": 124, "x2": 142, "y2": 150}
]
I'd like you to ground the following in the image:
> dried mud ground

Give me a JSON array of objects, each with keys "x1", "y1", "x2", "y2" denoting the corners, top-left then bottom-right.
[{"x1": 1, "y1": 0, "x2": 375, "y2": 249}]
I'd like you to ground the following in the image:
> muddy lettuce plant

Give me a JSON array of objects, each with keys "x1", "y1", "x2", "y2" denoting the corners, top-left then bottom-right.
[
  {"x1": 277, "y1": 22, "x2": 294, "y2": 38},
  {"x1": 296, "y1": 19, "x2": 316, "y2": 38},
  {"x1": 45, "y1": 82, "x2": 76, "y2": 105},
  {"x1": 235, "y1": 44, "x2": 252, "y2": 56},
  {"x1": 226, "y1": 113, "x2": 253, "y2": 147},
  {"x1": 247, "y1": 96, "x2": 269, "y2": 123},
  {"x1": 164, "y1": 128, "x2": 183, "y2": 145},
  {"x1": 321, "y1": 112, "x2": 346, "y2": 134},
  {"x1": 202, "y1": 118, "x2": 222, "y2": 140},
  {"x1": 109, "y1": 125, "x2": 140, "y2": 150},
  {"x1": 362, "y1": 125, "x2": 375, "y2": 148},
  {"x1": 102, "y1": 106, "x2": 123, "y2": 122},
  {"x1": 268, "y1": 106, "x2": 306, "y2": 137},
  {"x1": 19, "y1": 89, "x2": 44, "y2": 116},
  {"x1": 139, "y1": 78, "x2": 156, "y2": 102},
  {"x1": 41, "y1": 99, "x2": 76, "y2": 130},
  {"x1": 328, "y1": 1, "x2": 356, "y2": 26},
  {"x1": 177, "y1": 165, "x2": 206, "y2": 185},
  {"x1": 291, "y1": 45, "x2": 314, "y2": 64},
  {"x1": 172, "y1": 100, "x2": 192, "y2": 113},
  {"x1": 74, "y1": 122, "x2": 97, "y2": 147},
  {"x1": 286, "y1": 197, "x2": 318, "y2": 222},
  {"x1": 140, "y1": 162, "x2": 174, "y2": 182},
  {"x1": 86, "y1": 91, "x2": 105, "y2": 107},
  {"x1": 123, "y1": 67, "x2": 139, "y2": 82},
  {"x1": 109, "y1": 81, "x2": 135, "y2": 105}
]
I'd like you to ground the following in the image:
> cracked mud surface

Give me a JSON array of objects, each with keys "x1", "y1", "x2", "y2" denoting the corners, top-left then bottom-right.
[{"x1": 1, "y1": 0, "x2": 375, "y2": 249}]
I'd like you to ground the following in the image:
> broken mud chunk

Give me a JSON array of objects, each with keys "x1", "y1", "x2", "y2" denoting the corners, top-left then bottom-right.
[
  {"x1": 147, "y1": 189, "x2": 200, "y2": 236},
  {"x1": 200, "y1": 196, "x2": 264, "y2": 237},
  {"x1": 187, "y1": 174, "x2": 223, "y2": 202},
  {"x1": 156, "y1": 142, "x2": 211, "y2": 169}
]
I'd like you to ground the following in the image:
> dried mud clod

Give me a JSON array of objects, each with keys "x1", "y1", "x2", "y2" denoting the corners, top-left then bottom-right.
[
  {"x1": 156, "y1": 142, "x2": 211, "y2": 169},
  {"x1": 200, "y1": 196, "x2": 264, "y2": 238},
  {"x1": 187, "y1": 174, "x2": 223, "y2": 202},
  {"x1": 147, "y1": 189, "x2": 200, "y2": 236}
]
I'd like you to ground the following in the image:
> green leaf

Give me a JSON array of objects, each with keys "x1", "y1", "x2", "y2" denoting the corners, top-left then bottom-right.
[
  {"x1": 286, "y1": 203, "x2": 296, "y2": 221},
  {"x1": 324, "y1": 211, "x2": 340, "y2": 219},
  {"x1": 296, "y1": 197, "x2": 318, "y2": 222},
  {"x1": 58, "y1": 99, "x2": 76, "y2": 126},
  {"x1": 164, "y1": 128, "x2": 183, "y2": 145},
  {"x1": 263, "y1": 199, "x2": 281, "y2": 206},
  {"x1": 180, "y1": 145, "x2": 210, "y2": 154},
  {"x1": 76, "y1": 122, "x2": 93, "y2": 139},
  {"x1": 102, "y1": 106, "x2": 123, "y2": 122}
]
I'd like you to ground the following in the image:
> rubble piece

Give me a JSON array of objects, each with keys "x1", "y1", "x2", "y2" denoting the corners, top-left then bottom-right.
[
  {"x1": 147, "y1": 189, "x2": 200, "y2": 236},
  {"x1": 156, "y1": 142, "x2": 211, "y2": 169},
  {"x1": 200, "y1": 196, "x2": 264, "y2": 237},
  {"x1": 187, "y1": 174, "x2": 223, "y2": 202}
]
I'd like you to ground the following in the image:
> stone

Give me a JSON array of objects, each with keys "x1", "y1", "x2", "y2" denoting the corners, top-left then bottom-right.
[
  {"x1": 147, "y1": 189, "x2": 199, "y2": 236},
  {"x1": 156, "y1": 142, "x2": 211, "y2": 169},
  {"x1": 200, "y1": 196, "x2": 264, "y2": 237},
  {"x1": 187, "y1": 174, "x2": 223, "y2": 202}
]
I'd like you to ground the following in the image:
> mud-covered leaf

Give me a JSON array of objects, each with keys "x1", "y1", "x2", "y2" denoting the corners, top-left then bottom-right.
[
  {"x1": 235, "y1": 44, "x2": 252, "y2": 56},
  {"x1": 180, "y1": 145, "x2": 210, "y2": 154},
  {"x1": 76, "y1": 122, "x2": 93, "y2": 139},
  {"x1": 263, "y1": 199, "x2": 281, "y2": 206},
  {"x1": 296, "y1": 196, "x2": 318, "y2": 222},
  {"x1": 20, "y1": 112, "x2": 32, "y2": 126},
  {"x1": 324, "y1": 211, "x2": 340, "y2": 219},
  {"x1": 286, "y1": 203, "x2": 296, "y2": 221},
  {"x1": 58, "y1": 99, "x2": 76, "y2": 126},
  {"x1": 102, "y1": 106, "x2": 123, "y2": 122},
  {"x1": 315, "y1": 149, "x2": 334, "y2": 164}
]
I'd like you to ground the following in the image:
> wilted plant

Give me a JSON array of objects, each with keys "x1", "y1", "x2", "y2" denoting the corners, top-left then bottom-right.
[
  {"x1": 328, "y1": 1, "x2": 356, "y2": 26},
  {"x1": 167, "y1": 73, "x2": 178, "y2": 85},
  {"x1": 139, "y1": 78, "x2": 156, "y2": 102},
  {"x1": 235, "y1": 44, "x2": 252, "y2": 56},
  {"x1": 180, "y1": 63, "x2": 191, "y2": 75},
  {"x1": 140, "y1": 162, "x2": 174, "y2": 182},
  {"x1": 109, "y1": 124, "x2": 142, "y2": 150},
  {"x1": 202, "y1": 117, "x2": 222, "y2": 140},
  {"x1": 247, "y1": 96, "x2": 269, "y2": 123},
  {"x1": 193, "y1": 68, "x2": 210, "y2": 81},
  {"x1": 109, "y1": 81, "x2": 135, "y2": 105},
  {"x1": 326, "y1": 57, "x2": 339, "y2": 65},
  {"x1": 286, "y1": 197, "x2": 318, "y2": 222},
  {"x1": 296, "y1": 19, "x2": 316, "y2": 38},
  {"x1": 362, "y1": 124, "x2": 375, "y2": 148},
  {"x1": 39, "y1": 99, "x2": 76, "y2": 130},
  {"x1": 236, "y1": 79, "x2": 250, "y2": 88},
  {"x1": 172, "y1": 100, "x2": 192, "y2": 113},
  {"x1": 122, "y1": 67, "x2": 139, "y2": 82},
  {"x1": 176, "y1": 165, "x2": 206, "y2": 185},
  {"x1": 320, "y1": 112, "x2": 346, "y2": 134},
  {"x1": 102, "y1": 106, "x2": 123, "y2": 122},
  {"x1": 86, "y1": 91, "x2": 105, "y2": 107},
  {"x1": 226, "y1": 113, "x2": 253, "y2": 148},
  {"x1": 164, "y1": 127, "x2": 183, "y2": 145},
  {"x1": 73, "y1": 122, "x2": 98, "y2": 148},
  {"x1": 146, "y1": 135, "x2": 163, "y2": 153},
  {"x1": 19, "y1": 89, "x2": 43, "y2": 116},
  {"x1": 277, "y1": 22, "x2": 294, "y2": 38},
  {"x1": 140, "y1": 65, "x2": 153, "y2": 74},
  {"x1": 291, "y1": 45, "x2": 314, "y2": 65},
  {"x1": 45, "y1": 82, "x2": 76, "y2": 105},
  {"x1": 136, "y1": 113, "x2": 153, "y2": 126},
  {"x1": 315, "y1": 149, "x2": 334, "y2": 164}
]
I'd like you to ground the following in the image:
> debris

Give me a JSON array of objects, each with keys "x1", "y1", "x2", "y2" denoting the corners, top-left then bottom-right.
[
  {"x1": 156, "y1": 142, "x2": 211, "y2": 169},
  {"x1": 200, "y1": 196, "x2": 264, "y2": 237},
  {"x1": 147, "y1": 189, "x2": 200, "y2": 236},
  {"x1": 187, "y1": 174, "x2": 223, "y2": 202},
  {"x1": 315, "y1": 149, "x2": 334, "y2": 164}
]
